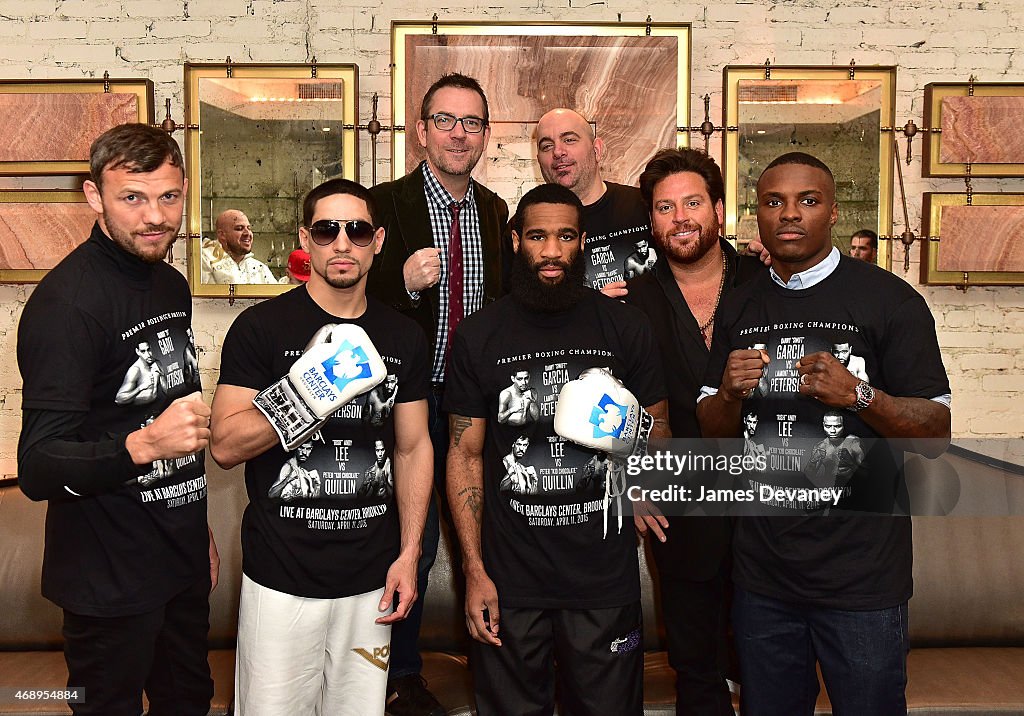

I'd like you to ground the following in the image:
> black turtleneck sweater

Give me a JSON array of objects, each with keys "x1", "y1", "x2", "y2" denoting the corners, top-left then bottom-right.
[{"x1": 17, "y1": 222, "x2": 208, "y2": 616}]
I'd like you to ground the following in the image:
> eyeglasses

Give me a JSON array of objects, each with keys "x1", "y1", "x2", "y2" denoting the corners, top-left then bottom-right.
[
  {"x1": 426, "y1": 113, "x2": 486, "y2": 134},
  {"x1": 306, "y1": 219, "x2": 375, "y2": 247}
]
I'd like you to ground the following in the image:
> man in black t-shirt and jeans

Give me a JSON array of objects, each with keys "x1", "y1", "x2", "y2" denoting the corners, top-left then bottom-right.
[
  {"x1": 445, "y1": 183, "x2": 669, "y2": 715},
  {"x1": 18, "y1": 124, "x2": 217, "y2": 716},
  {"x1": 210, "y1": 178, "x2": 432, "y2": 715},
  {"x1": 697, "y1": 152, "x2": 951, "y2": 715}
]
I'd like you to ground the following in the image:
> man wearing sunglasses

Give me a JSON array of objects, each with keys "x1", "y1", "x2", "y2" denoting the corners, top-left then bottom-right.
[
  {"x1": 367, "y1": 72, "x2": 509, "y2": 716},
  {"x1": 210, "y1": 178, "x2": 433, "y2": 715}
]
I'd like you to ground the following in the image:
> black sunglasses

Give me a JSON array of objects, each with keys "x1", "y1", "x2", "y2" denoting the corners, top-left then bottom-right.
[{"x1": 307, "y1": 219, "x2": 375, "y2": 247}]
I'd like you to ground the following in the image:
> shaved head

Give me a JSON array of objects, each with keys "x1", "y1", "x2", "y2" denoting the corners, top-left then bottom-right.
[
  {"x1": 216, "y1": 209, "x2": 246, "y2": 234},
  {"x1": 537, "y1": 108, "x2": 595, "y2": 140},
  {"x1": 215, "y1": 209, "x2": 253, "y2": 261},
  {"x1": 536, "y1": 108, "x2": 605, "y2": 204}
]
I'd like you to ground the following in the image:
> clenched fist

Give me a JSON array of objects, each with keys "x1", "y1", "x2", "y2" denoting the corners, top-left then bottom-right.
[
  {"x1": 404, "y1": 248, "x2": 443, "y2": 293},
  {"x1": 719, "y1": 348, "x2": 770, "y2": 403},
  {"x1": 127, "y1": 392, "x2": 211, "y2": 465}
]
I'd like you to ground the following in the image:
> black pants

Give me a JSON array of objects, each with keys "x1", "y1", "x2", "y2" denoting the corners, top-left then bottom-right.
[
  {"x1": 62, "y1": 576, "x2": 213, "y2": 716},
  {"x1": 654, "y1": 560, "x2": 734, "y2": 716},
  {"x1": 471, "y1": 602, "x2": 643, "y2": 716}
]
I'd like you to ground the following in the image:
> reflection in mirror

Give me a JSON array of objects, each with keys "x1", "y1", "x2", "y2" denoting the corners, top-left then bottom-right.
[
  {"x1": 197, "y1": 77, "x2": 347, "y2": 285},
  {"x1": 735, "y1": 79, "x2": 882, "y2": 257}
]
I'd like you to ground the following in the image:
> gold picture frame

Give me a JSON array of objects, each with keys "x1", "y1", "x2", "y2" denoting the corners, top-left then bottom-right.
[
  {"x1": 922, "y1": 82, "x2": 1024, "y2": 178},
  {"x1": 723, "y1": 65, "x2": 896, "y2": 270},
  {"x1": 0, "y1": 189, "x2": 93, "y2": 283},
  {"x1": 390, "y1": 20, "x2": 691, "y2": 192},
  {"x1": 184, "y1": 62, "x2": 359, "y2": 298},
  {"x1": 921, "y1": 192, "x2": 1024, "y2": 286},
  {"x1": 0, "y1": 79, "x2": 154, "y2": 176}
]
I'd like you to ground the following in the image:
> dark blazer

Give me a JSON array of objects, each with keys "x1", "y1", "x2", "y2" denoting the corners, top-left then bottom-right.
[
  {"x1": 367, "y1": 164, "x2": 510, "y2": 357},
  {"x1": 625, "y1": 238, "x2": 761, "y2": 579}
]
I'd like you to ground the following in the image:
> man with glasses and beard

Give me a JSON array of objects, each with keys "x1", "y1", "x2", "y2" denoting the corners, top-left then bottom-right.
[
  {"x1": 535, "y1": 108, "x2": 653, "y2": 292},
  {"x1": 367, "y1": 73, "x2": 509, "y2": 716},
  {"x1": 623, "y1": 148, "x2": 763, "y2": 716},
  {"x1": 210, "y1": 178, "x2": 432, "y2": 715},
  {"x1": 444, "y1": 183, "x2": 669, "y2": 715}
]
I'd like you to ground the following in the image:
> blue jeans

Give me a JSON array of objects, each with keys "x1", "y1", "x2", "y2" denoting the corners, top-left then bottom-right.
[
  {"x1": 388, "y1": 386, "x2": 449, "y2": 682},
  {"x1": 732, "y1": 586, "x2": 908, "y2": 716}
]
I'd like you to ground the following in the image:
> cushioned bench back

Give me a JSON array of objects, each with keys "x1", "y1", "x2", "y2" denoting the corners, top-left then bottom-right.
[
  {"x1": 910, "y1": 516, "x2": 1024, "y2": 646},
  {"x1": 0, "y1": 461, "x2": 246, "y2": 652},
  {"x1": 908, "y1": 450, "x2": 1024, "y2": 647},
  {"x1": 0, "y1": 486, "x2": 61, "y2": 650}
]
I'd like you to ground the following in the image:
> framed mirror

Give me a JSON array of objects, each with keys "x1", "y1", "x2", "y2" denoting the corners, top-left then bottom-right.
[
  {"x1": 723, "y1": 65, "x2": 896, "y2": 269},
  {"x1": 184, "y1": 63, "x2": 359, "y2": 297},
  {"x1": 390, "y1": 21, "x2": 691, "y2": 203}
]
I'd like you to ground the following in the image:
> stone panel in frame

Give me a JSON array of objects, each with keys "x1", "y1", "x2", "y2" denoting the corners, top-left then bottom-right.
[
  {"x1": 0, "y1": 94, "x2": 138, "y2": 163},
  {"x1": 0, "y1": 79, "x2": 154, "y2": 176},
  {"x1": 391, "y1": 21, "x2": 690, "y2": 208},
  {"x1": 939, "y1": 96, "x2": 1024, "y2": 165},
  {"x1": 923, "y1": 82, "x2": 1024, "y2": 178},
  {"x1": 921, "y1": 192, "x2": 1024, "y2": 286},
  {"x1": 0, "y1": 190, "x2": 94, "y2": 282}
]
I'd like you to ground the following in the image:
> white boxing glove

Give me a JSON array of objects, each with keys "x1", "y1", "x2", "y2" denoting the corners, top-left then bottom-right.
[
  {"x1": 254, "y1": 324, "x2": 387, "y2": 451},
  {"x1": 554, "y1": 367, "x2": 653, "y2": 460},
  {"x1": 288, "y1": 325, "x2": 386, "y2": 417}
]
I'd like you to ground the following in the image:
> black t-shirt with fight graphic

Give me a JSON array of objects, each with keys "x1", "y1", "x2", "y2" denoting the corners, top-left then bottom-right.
[
  {"x1": 704, "y1": 256, "x2": 950, "y2": 610},
  {"x1": 18, "y1": 223, "x2": 208, "y2": 617},
  {"x1": 445, "y1": 290, "x2": 666, "y2": 609},
  {"x1": 582, "y1": 183, "x2": 654, "y2": 290},
  {"x1": 218, "y1": 287, "x2": 429, "y2": 599}
]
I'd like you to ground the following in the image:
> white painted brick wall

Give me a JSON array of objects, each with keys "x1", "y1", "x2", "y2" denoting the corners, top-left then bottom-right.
[{"x1": 0, "y1": 0, "x2": 1021, "y2": 461}]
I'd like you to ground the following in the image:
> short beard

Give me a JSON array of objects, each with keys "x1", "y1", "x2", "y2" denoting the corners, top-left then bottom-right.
[
  {"x1": 509, "y1": 248, "x2": 588, "y2": 313},
  {"x1": 317, "y1": 258, "x2": 366, "y2": 289},
  {"x1": 325, "y1": 275, "x2": 362, "y2": 289},
  {"x1": 108, "y1": 223, "x2": 176, "y2": 264},
  {"x1": 654, "y1": 213, "x2": 720, "y2": 265}
]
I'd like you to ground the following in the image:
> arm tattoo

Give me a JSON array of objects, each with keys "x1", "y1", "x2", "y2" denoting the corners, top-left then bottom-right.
[
  {"x1": 459, "y1": 486, "x2": 483, "y2": 524},
  {"x1": 451, "y1": 415, "x2": 473, "y2": 446}
]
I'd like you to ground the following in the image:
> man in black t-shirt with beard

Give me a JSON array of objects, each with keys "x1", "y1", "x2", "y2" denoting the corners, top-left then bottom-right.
[
  {"x1": 535, "y1": 108, "x2": 653, "y2": 292},
  {"x1": 697, "y1": 152, "x2": 951, "y2": 715},
  {"x1": 18, "y1": 123, "x2": 216, "y2": 716},
  {"x1": 445, "y1": 183, "x2": 669, "y2": 716},
  {"x1": 210, "y1": 178, "x2": 432, "y2": 715}
]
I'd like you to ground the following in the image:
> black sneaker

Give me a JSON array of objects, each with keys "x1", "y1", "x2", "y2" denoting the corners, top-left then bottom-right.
[{"x1": 385, "y1": 674, "x2": 445, "y2": 716}]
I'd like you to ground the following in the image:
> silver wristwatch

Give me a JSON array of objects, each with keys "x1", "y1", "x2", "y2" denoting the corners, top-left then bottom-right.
[{"x1": 851, "y1": 381, "x2": 875, "y2": 412}]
